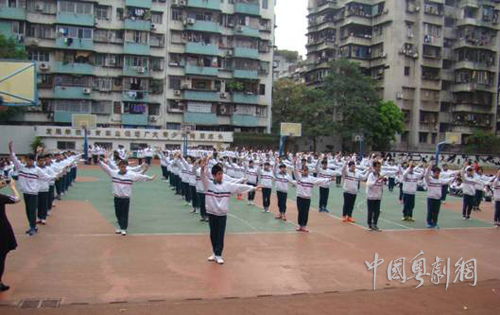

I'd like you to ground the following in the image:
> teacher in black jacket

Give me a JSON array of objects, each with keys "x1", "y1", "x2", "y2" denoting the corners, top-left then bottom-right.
[{"x1": 0, "y1": 176, "x2": 20, "y2": 292}]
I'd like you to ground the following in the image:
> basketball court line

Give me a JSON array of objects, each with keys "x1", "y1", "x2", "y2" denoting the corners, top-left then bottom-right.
[{"x1": 14, "y1": 231, "x2": 299, "y2": 238}]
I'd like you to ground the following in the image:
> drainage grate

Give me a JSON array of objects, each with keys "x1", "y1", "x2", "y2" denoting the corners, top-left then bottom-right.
[
  {"x1": 19, "y1": 299, "x2": 41, "y2": 309},
  {"x1": 40, "y1": 299, "x2": 62, "y2": 308}
]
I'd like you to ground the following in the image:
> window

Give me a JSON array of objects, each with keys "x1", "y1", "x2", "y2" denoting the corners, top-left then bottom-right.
[
  {"x1": 262, "y1": 0, "x2": 268, "y2": 9},
  {"x1": 187, "y1": 102, "x2": 211, "y2": 113},
  {"x1": 59, "y1": 1, "x2": 91, "y2": 15},
  {"x1": 58, "y1": 26, "x2": 92, "y2": 39},
  {"x1": 116, "y1": 8, "x2": 123, "y2": 20},
  {"x1": 113, "y1": 101, "x2": 122, "y2": 114},
  {"x1": 152, "y1": 12, "x2": 163, "y2": 24},
  {"x1": 431, "y1": 133, "x2": 437, "y2": 144},
  {"x1": 171, "y1": 9, "x2": 181, "y2": 21},
  {"x1": 57, "y1": 141, "x2": 76, "y2": 150},
  {"x1": 259, "y1": 84, "x2": 265, "y2": 95},
  {"x1": 167, "y1": 123, "x2": 181, "y2": 130},
  {"x1": 404, "y1": 66, "x2": 410, "y2": 76},
  {"x1": 148, "y1": 104, "x2": 160, "y2": 116},
  {"x1": 92, "y1": 101, "x2": 112, "y2": 114},
  {"x1": 28, "y1": 49, "x2": 50, "y2": 62},
  {"x1": 256, "y1": 106, "x2": 267, "y2": 118},
  {"x1": 95, "y1": 5, "x2": 109, "y2": 20},
  {"x1": 169, "y1": 76, "x2": 182, "y2": 89},
  {"x1": 419, "y1": 132, "x2": 429, "y2": 144}
]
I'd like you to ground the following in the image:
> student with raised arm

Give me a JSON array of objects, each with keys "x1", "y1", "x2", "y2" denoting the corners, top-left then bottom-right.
[
  {"x1": 273, "y1": 159, "x2": 296, "y2": 221},
  {"x1": 316, "y1": 155, "x2": 341, "y2": 213},
  {"x1": 401, "y1": 162, "x2": 424, "y2": 222},
  {"x1": 8, "y1": 141, "x2": 53, "y2": 236},
  {"x1": 99, "y1": 158, "x2": 156, "y2": 236},
  {"x1": 244, "y1": 160, "x2": 259, "y2": 205},
  {"x1": 366, "y1": 160, "x2": 386, "y2": 232},
  {"x1": 341, "y1": 159, "x2": 368, "y2": 223},
  {"x1": 293, "y1": 155, "x2": 335, "y2": 232},
  {"x1": 259, "y1": 161, "x2": 274, "y2": 213},
  {"x1": 425, "y1": 162, "x2": 457, "y2": 229},
  {"x1": 460, "y1": 164, "x2": 490, "y2": 220},
  {"x1": 0, "y1": 177, "x2": 21, "y2": 292},
  {"x1": 200, "y1": 157, "x2": 259, "y2": 265}
]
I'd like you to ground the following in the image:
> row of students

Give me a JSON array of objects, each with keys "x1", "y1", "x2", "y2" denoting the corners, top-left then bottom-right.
[{"x1": 8, "y1": 141, "x2": 80, "y2": 235}]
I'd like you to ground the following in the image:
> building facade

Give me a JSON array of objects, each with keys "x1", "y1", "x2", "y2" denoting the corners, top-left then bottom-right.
[
  {"x1": 0, "y1": 0, "x2": 274, "y2": 144},
  {"x1": 306, "y1": 0, "x2": 500, "y2": 151}
]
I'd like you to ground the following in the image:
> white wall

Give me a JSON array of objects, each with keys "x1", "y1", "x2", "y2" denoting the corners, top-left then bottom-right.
[{"x1": 0, "y1": 125, "x2": 37, "y2": 154}]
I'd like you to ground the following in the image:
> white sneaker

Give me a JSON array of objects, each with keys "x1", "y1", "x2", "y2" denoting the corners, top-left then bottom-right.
[
  {"x1": 247, "y1": 201, "x2": 251, "y2": 205},
  {"x1": 208, "y1": 254, "x2": 216, "y2": 262},
  {"x1": 215, "y1": 256, "x2": 224, "y2": 264},
  {"x1": 121, "y1": 230, "x2": 127, "y2": 236},
  {"x1": 115, "y1": 229, "x2": 121, "y2": 234}
]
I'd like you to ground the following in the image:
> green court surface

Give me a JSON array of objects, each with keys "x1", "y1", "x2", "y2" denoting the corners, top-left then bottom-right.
[
  {"x1": 64, "y1": 167, "x2": 296, "y2": 234},
  {"x1": 65, "y1": 167, "x2": 493, "y2": 234},
  {"x1": 285, "y1": 182, "x2": 494, "y2": 231}
]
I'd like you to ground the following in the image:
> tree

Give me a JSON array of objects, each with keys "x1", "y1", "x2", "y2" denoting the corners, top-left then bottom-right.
[
  {"x1": 275, "y1": 50, "x2": 300, "y2": 63},
  {"x1": 464, "y1": 131, "x2": 500, "y2": 155},
  {"x1": 323, "y1": 59, "x2": 381, "y2": 150},
  {"x1": 0, "y1": 33, "x2": 28, "y2": 122},
  {"x1": 369, "y1": 101, "x2": 405, "y2": 151},
  {"x1": 272, "y1": 79, "x2": 334, "y2": 151}
]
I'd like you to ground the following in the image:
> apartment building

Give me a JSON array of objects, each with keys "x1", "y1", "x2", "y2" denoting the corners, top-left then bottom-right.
[
  {"x1": 306, "y1": 0, "x2": 500, "y2": 151},
  {"x1": 0, "y1": 0, "x2": 274, "y2": 136}
]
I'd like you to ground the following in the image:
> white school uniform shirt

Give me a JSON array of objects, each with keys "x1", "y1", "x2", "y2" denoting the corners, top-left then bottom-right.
[
  {"x1": 259, "y1": 169, "x2": 274, "y2": 189},
  {"x1": 37, "y1": 165, "x2": 52, "y2": 192},
  {"x1": 473, "y1": 174, "x2": 490, "y2": 191},
  {"x1": 293, "y1": 162, "x2": 332, "y2": 199},
  {"x1": 100, "y1": 161, "x2": 152, "y2": 198},
  {"x1": 342, "y1": 166, "x2": 368, "y2": 195},
  {"x1": 493, "y1": 177, "x2": 500, "y2": 201},
  {"x1": 366, "y1": 172, "x2": 384, "y2": 200},
  {"x1": 274, "y1": 168, "x2": 296, "y2": 193},
  {"x1": 316, "y1": 164, "x2": 342, "y2": 188},
  {"x1": 402, "y1": 168, "x2": 424, "y2": 195},
  {"x1": 10, "y1": 153, "x2": 53, "y2": 195},
  {"x1": 201, "y1": 168, "x2": 256, "y2": 216},
  {"x1": 461, "y1": 170, "x2": 482, "y2": 196},
  {"x1": 144, "y1": 148, "x2": 153, "y2": 158},
  {"x1": 245, "y1": 165, "x2": 259, "y2": 184},
  {"x1": 425, "y1": 169, "x2": 455, "y2": 200},
  {"x1": 118, "y1": 148, "x2": 127, "y2": 160}
]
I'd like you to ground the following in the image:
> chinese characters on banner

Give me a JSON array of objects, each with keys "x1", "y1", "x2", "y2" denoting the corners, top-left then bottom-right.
[{"x1": 365, "y1": 251, "x2": 477, "y2": 290}]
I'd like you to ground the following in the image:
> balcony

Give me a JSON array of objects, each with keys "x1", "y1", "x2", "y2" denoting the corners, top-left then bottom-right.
[
  {"x1": 233, "y1": 47, "x2": 259, "y2": 59},
  {"x1": 185, "y1": 64, "x2": 219, "y2": 76},
  {"x1": 123, "y1": 42, "x2": 150, "y2": 55},
  {"x1": 122, "y1": 113, "x2": 148, "y2": 126},
  {"x1": 186, "y1": 20, "x2": 220, "y2": 33},
  {"x1": 53, "y1": 111, "x2": 74, "y2": 123},
  {"x1": 340, "y1": 35, "x2": 372, "y2": 47},
  {"x1": 123, "y1": 65, "x2": 151, "y2": 77},
  {"x1": 454, "y1": 60, "x2": 493, "y2": 71},
  {"x1": 184, "y1": 112, "x2": 218, "y2": 125},
  {"x1": 185, "y1": 42, "x2": 221, "y2": 56},
  {"x1": 56, "y1": 12, "x2": 94, "y2": 26},
  {"x1": 55, "y1": 37, "x2": 93, "y2": 51},
  {"x1": 232, "y1": 92, "x2": 258, "y2": 104},
  {"x1": 454, "y1": 83, "x2": 495, "y2": 93},
  {"x1": 0, "y1": 6, "x2": 26, "y2": 20},
  {"x1": 234, "y1": 69, "x2": 258, "y2": 79},
  {"x1": 234, "y1": 2, "x2": 260, "y2": 16},
  {"x1": 453, "y1": 104, "x2": 492, "y2": 113},
  {"x1": 235, "y1": 26, "x2": 260, "y2": 37},
  {"x1": 187, "y1": 0, "x2": 221, "y2": 10},
  {"x1": 231, "y1": 114, "x2": 258, "y2": 127},
  {"x1": 124, "y1": 19, "x2": 152, "y2": 31},
  {"x1": 125, "y1": 0, "x2": 152, "y2": 9},
  {"x1": 122, "y1": 90, "x2": 149, "y2": 102},
  {"x1": 54, "y1": 62, "x2": 93, "y2": 75},
  {"x1": 53, "y1": 86, "x2": 92, "y2": 99},
  {"x1": 183, "y1": 90, "x2": 219, "y2": 102}
]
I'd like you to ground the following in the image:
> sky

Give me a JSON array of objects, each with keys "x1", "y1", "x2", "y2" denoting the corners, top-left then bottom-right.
[{"x1": 274, "y1": 0, "x2": 309, "y2": 58}]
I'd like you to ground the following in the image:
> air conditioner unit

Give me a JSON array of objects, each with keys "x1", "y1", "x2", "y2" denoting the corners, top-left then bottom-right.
[
  {"x1": 236, "y1": 25, "x2": 243, "y2": 32},
  {"x1": 377, "y1": 69, "x2": 384, "y2": 74},
  {"x1": 179, "y1": 0, "x2": 186, "y2": 5},
  {"x1": 380, "y1": 52, "x2": 387, "y2": 58},
  {"x1": 220, "y1": 92, "x2": 228, "y2": 98},
  {"x1": 226, "y1": 50, "x2": 233, "y2": 56},
  {"x1": 413, "y1": 53, "x2": 419, "y2": 58},
  {"x1": 174, "y1": 90, "x2": 181, "y2": 96},
  {"x1": 187, "y1": 18, "x2": 195, "y2": 25},
  {"x1": 35, "y1": 4, "x2": 44, "y2": 11},
  {"x1": 396, "y1": 92, "x2": 404, "y2": 99},
  {"x1": 415, "y1": 6, "x2": 420, "y2": 12},
  {"x1": 245, "y1": 91, "x2": 253, "y2": 95},
  {"x1": 39, "y1": 63, "x2": 50, "y2": 70},
  {"x1": 172, "y1": 0, "x2": 179, "y2": 5},
  {"x1": 15, "y1": 35, "x2": 24, "y2": 43},
  {"x1": 181, "y1": 84, "x2": 190, "y2": 89},
  {"x1": 83, "y1": 88, "x2": 91, "y2": 94},
  {"x1": 149, "y1": 116, "x2": 158, "y2": 122},
  {"x1": 28, "y1": 38, "x2": 40, "y2": 46},
  {"x1": 151, "y1": 24, "x2": 156, "y2": 31},
  {"x1": 137, "y1": 66, "x2": 146, "y2": 73}
]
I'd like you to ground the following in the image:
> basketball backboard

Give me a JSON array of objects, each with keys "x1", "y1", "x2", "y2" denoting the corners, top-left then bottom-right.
[
  {"x1": 280, "y1": 123, "x2": 302, "y2": 137},
  {"x1": 445, "y1": 132, "x2": 461, "y2": 145},
  {"x1": 72, "y1": 114, "x2": 97, "y2": 129},
  {"x1": 0, "y1": 60, "x2": 38, "y2": 107}
]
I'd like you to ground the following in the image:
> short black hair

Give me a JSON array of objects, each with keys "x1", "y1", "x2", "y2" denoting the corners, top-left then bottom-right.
[
  {"x1": 26, "y1": 154, "x2": 35, "y2": 161},
  {"x1": 321, "y1": 159, "x2": 328, "y2": 165},
  {"x1": 211, "y1": 163, "x2": 223, "y2": 176},
  {"x1": 432, "y1": 166, "x2": 441, "y2": 173},
  {"x1": 279, "y1": 164, "x2": 286, "y2": 168},
  {"x1": 348, "y1": 161, "x2": 355, "y2": 167},
  {"x1": 118, "y1": 160, "x2": 129, "y2": 166}
]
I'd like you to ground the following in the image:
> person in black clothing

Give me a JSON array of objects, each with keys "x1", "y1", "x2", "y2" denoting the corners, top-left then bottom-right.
[{"x1": 0, "y1": 176, "x2": 21, "y2": 292}]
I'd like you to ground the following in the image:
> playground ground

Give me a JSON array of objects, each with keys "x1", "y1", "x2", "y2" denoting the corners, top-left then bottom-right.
[{"x1": 0, "y1": 163, "x2": 499, "y2": 314}]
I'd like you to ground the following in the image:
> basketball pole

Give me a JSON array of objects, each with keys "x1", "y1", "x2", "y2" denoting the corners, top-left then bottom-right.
[
  {"x1": 434, "y1": 141, "x2": 447, "y2": 167},
  {"x1": 83, "y1": 126, "x2": 89, "y2": 163},
  {"x1": 279, "y1": 135, "x2": 286, "y2": 156}
]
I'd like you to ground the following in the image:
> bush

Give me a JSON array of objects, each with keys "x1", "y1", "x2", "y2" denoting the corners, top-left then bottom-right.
[{"x1": 232, "y1": 132, "x2": 279, "y2": 150}]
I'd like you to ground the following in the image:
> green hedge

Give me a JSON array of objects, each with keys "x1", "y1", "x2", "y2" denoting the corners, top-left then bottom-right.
[{"x1": 232, "y1": 132, "x2": 280, "y2": 149}]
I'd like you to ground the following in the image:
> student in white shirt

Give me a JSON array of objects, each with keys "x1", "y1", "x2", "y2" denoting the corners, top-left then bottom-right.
[
  {"x1": 366, "y1": 161, "x2": 386, "y2": 232},
  {"x1": 315, "y1": 156, "x2": 341, "y2": 213},
  {"x1": 492, "y1": 170, "x2": 500, "y2": 227},
  {"x1": 259, "y1": 162, "x2": 274, "y2": 213},
  {"x1": 401, "y1": 162, "x2": 424, "y2": 222},
  {"x1": 273, "y1": 160, "x2": 296, "y2": 221},
  {"x1": 341, "y1": 160, "x2": 368, "y2": 223},
  {"x1": 100, "y1": 159, "x2": 156, "y2": 235},
  {"x1": 244, "y1": 160, "x2": 259, "y2": 205},
  {"x1": 200, "y1": 158, "x2": 259, "y2": 264},
  {"x1": 424, "y1": 163, "x2": 457, "y2": 229}
]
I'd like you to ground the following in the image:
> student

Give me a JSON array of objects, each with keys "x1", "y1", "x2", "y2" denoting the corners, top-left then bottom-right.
[
  {"x1": 366, "y1": 161, "x2": 386, "y2": 232},
  {"x1": 99, "y1": 159, "x2": 156, "y2": 235},
  {"x1": 273, "y1": 160, "x2": 295, "y2": 221},
  {"x1": 36, "y1": 156, "x2": 55, "y2": 225},
  {"x1": 401, "y1": 162, "x2": 424, "y2": 222},
  {"x1": 195, "y1": 161, "x2": 208, "y2": 222},
  {"x1": 440, "y1": 164, "x2": 457, "y2": 203},
  {"x1": 244, "y1": 160, "x2": 259, "y2": 205},
  {"x1": 461, "y1": 165, "x2": 484, "y2": 220},
  {"x1": 316, "y1": 156, "x2": 341, "y2": 213},
  {"x1": 341, "y1": 160, "x2": 368, "y2": 223},
  {"x1": 492, "y1": 170, "x2": 500, "y2": 227},
  {"x1": 259, "y1": 162, "x2": 274, "y2": 213},
  {"x1": 293, "y1": 156, "x2": 334, "y2": 232},
  {"x1": 8, "y1": 141, "x2": 53, "y2": 236},
  {"x1": 0, "y1": 177, "x2": 21, "y2": 292},
  {"x1": 144, "y1": 146, "x2": 153, "y2": 165},
  {"x1": 157, "y1": 149, "x2": 169, "y2": 181},
  {"x1": 384, "y1": 160, "x2": 398, "y2": 192},
  {"x1": 200, "y1": 158, "x2": 259, "y2": 265},
  {"x1": 473, "y1": 167, "x2": 488, "y2": 211},
  {"x1": 92, "y1": 145, "x2": 99, "y2": 165},
  {"x1": 44, "y1": 155, "x2": 56, "y2": 215},
  {"x1": 424, "y1": 163, "x2": 456, "y2": 229}
]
